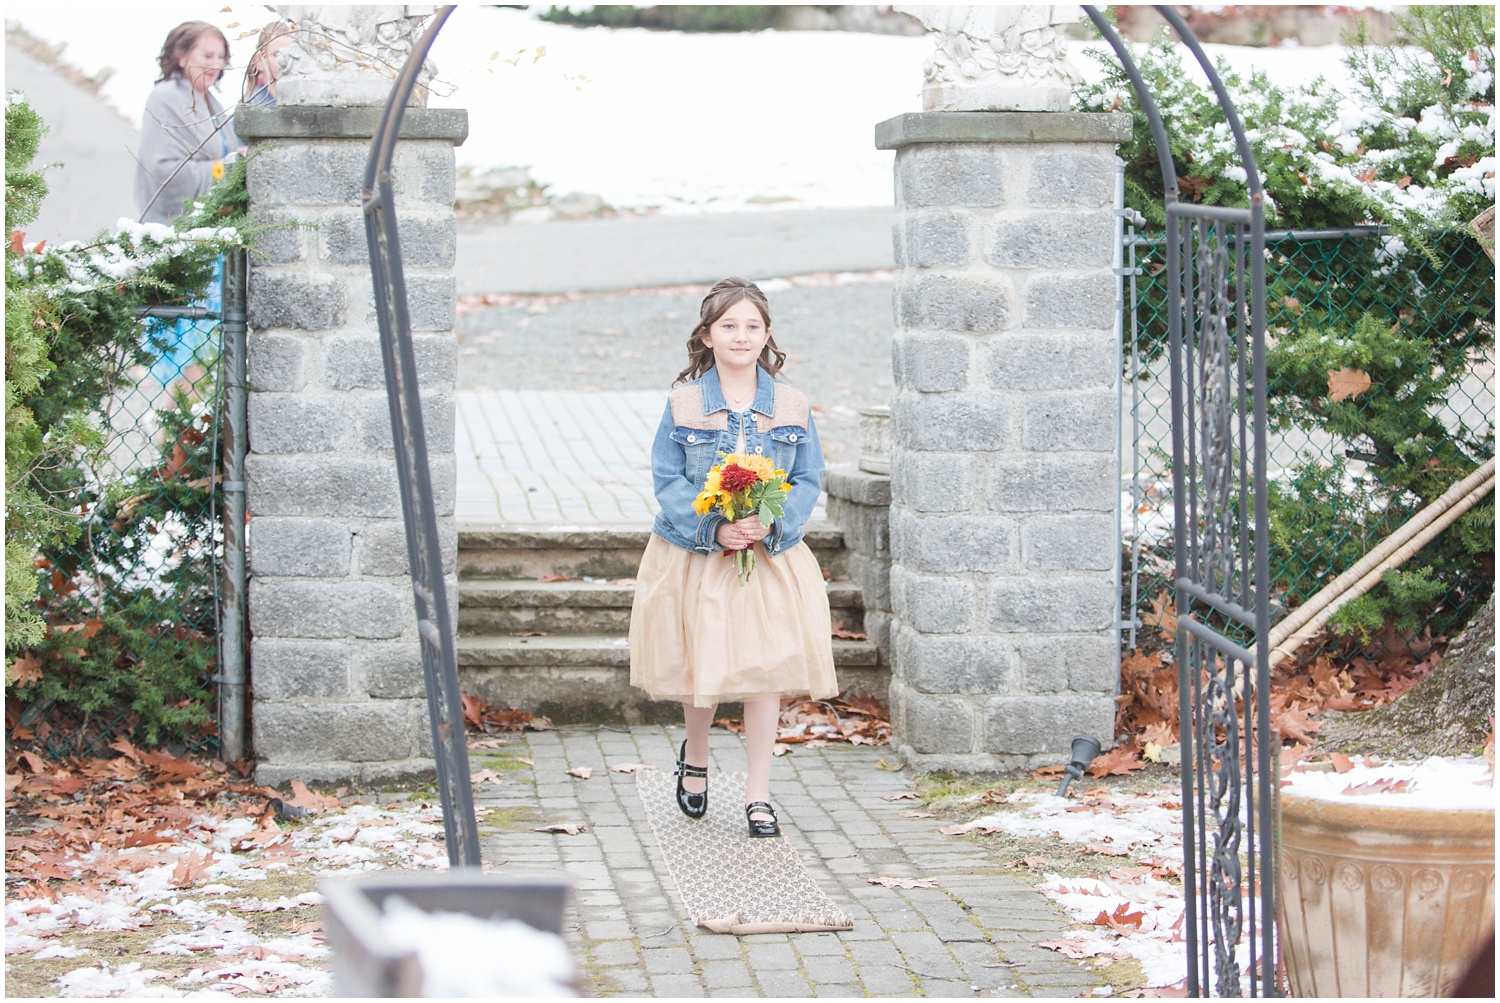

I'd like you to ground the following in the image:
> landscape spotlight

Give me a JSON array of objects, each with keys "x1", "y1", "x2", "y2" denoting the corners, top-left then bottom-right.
[{"x1": 1055, "y1": 735, "x2": 1102, "y2": 798}]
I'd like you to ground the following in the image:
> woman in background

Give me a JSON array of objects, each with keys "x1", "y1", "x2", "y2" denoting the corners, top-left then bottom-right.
[
  {"x1": 134, "y1": 20, "x2": 243, "y2": 226},
  {"x1": 243, "y1": 21, "x2": 294, "y2": 107}
]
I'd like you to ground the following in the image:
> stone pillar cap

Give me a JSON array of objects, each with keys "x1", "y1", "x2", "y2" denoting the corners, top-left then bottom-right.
[{"x1": 876, "y1": 111, "x2": 1131, "y2": 149}]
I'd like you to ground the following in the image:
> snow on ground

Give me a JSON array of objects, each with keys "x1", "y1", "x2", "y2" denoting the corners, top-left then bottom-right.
[
  {"x1": 952, "y1": 758, "x2": 1495, "y2": 993},
  {"x1": 951, "y1": 786, "x2": 1266, "y2": 992},
  {"x1": 4, "y1": 797, "x2": 448, "y2": 997},
  {"x1": 1284, "y1": 755, "x2": 1495, "y2": 808},
  {"x1": 15, "y1": 4, "x2": 1362, "y2": 213}
]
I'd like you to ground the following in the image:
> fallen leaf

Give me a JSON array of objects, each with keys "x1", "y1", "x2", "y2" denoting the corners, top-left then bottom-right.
[
  {"x1": 538, "y1": 574, "x2": 568, "y2": 583},
  {"x1": 1273, "y1": 706, "x2": 1322, "y2": 745},
  {"x1": 286, "y1": 779, "x2": 339, "y2": 811},
  {"x1": 16, "y1": 751, "x2": 48, "y2": 773},
  {"x1": 534, "y1": 822, "x2": 585, "y2": 835},
  {"x1": 512, "y1": 630, "x2": 549, "y2": 637},
  {"x1": 772, "y1": 744, "x2": 792, "y2": 756},
  {"x1": 1012, "y1": 855, "x2": 1050, "y2": 869},
  {"x1": 231, "y1": 814, "x2": 284, "y2": 852},
  {"x1": 609, "y1": 763, "x2": 654, "y2": 773},
  {"x1": 470, "y1": 769, "x2": 502, "y2": 785},
  {"x1": 867, "y1": 875, "x2": 935, "y2": 889},
  {"x1": 141, "y1": 750, "x2": 205, "y2": 780},
  {"x1": 1084, "y1": 841, "x2": 1133, "y2": 857},
  {"x1": 1093, "y1": 901, "x2": 1146, "y2": 933},
  {"x1": 898, "y1": 810, "x2": 937, "y2": 819},
  {"x1": 831, "y1": 627, "x2": 867, "y2": 640},
  {"x1": 1039, "y1": 937, "x2": 1104, "y2": 960},
  {"x1": 7, "y1": 652, "x2": 42, "y2": 686},
  {"x1": 1140, "y1": 590, "x2": 1178, "y2": 641},
  {"x1": 331, "y1": 827, "x2": 360, "y2": 844},
  {"x1": 938, "y1": 824, "x2": 971, "y2": 836},
  {"x1": 170, "y1": 850, "x2": 216, "y2": 889},
  {"x1": 977, "y1": 787, "x2": 1008, "y2": 804},
  {"x1": 1330, "y1": 752, "x2": 1354, "y2": 773},
  {"x1": 566, "y1": 767, "x2": 593, "y2": 780},
  {"x1": 123, "y1": 830, "x2": 176, "y2": 848},
  {"x1": 1087, "y1": 745, "x2": 1146, "y2": 778},
  {"x1": 883, "y1": 790, "x2": 921, "y2": 801},
  {"x1": 875, "y1": 757, "x2": 903, "y2": 771},
  {"x1": 1327, "y1": 367, "x2": 1372, "y2": 402},
  {"x1": 1342, "y1": 777, "x2": 1413, "y2": 796}
]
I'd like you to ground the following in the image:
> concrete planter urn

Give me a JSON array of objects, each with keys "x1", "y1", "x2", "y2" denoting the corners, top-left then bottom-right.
[
  {"x1": 858, "y1": 405, "x2": 891, "y2": 475},
  {"x1": 1275, "y1": 768, "x2": 1495, "y2": 997}
]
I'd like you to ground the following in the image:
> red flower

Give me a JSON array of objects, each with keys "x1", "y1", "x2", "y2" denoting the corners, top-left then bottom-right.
[{"x1": 719, "y1": 463, "x2": 759, "y2": 493}]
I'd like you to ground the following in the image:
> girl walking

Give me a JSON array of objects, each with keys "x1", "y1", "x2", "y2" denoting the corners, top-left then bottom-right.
[{"x1": 629, "y1": 277, "x2": 837, "y2": 838}]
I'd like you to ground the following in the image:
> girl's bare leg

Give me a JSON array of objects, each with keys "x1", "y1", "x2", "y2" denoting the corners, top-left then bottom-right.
[
  {"x1": 680, "y1": 702, "x2": 716, "y2": 796},
  {"x1": 742, "y1": 695, "x2": 780, "y2": 819}
]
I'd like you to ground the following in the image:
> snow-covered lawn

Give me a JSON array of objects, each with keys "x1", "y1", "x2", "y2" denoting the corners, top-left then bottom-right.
[{"x1": 15, "y1": 5, "x2": 1361, "y2": 213}]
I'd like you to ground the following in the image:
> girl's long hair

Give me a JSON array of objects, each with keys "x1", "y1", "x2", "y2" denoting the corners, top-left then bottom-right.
[
  {"x1": 674, "y1": 277, "x2": 787, "y2": 385},
  {"x1": 155, "y1": 21, "x2": 232, "y2": 85}
]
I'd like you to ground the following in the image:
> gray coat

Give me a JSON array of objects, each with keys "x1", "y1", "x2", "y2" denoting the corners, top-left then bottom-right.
[{"x1": 133, "y1": 76, "x2": 240, "y2": 226}]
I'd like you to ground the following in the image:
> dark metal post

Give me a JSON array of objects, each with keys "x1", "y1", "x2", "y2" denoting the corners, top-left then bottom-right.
[
  {"x1": 1085, "y1": 5, "x2": 1275, "y2": 995},
  {"x1": 361, "y1": 6, "x2": 481, "y2": 869},
  {"x1": 219, "y1": 248, "x2": 248, "y2": 762}
]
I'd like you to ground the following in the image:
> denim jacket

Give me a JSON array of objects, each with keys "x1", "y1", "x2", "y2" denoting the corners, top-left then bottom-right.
[{"x1": 650, "y1": 365, "x2": 824, "y2": 556}]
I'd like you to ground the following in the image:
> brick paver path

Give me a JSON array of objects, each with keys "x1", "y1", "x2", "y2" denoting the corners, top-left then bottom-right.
[
  {"x1": 474, "y1": 726, "x2": 1099, "y2": 998},
  {"x1": 456, "y1": 390, "x2": 831, "y2": 525}
]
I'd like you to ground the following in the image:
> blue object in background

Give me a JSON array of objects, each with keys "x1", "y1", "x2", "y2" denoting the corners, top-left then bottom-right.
[{"x1": 144, "y1": 257, "x2": 222, "y2": 386}]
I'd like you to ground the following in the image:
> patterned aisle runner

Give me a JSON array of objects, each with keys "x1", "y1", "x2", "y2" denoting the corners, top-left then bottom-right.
[{"x1": 636, "y1": 770, "x2": 854, "y2": 935}]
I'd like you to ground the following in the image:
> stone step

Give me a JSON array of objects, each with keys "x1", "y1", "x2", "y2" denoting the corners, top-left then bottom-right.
[
  {"x1": 456, "y1": 633, "x2": 886, "y2": 724},
  {"x1": 456, "y1": 578, "x2": 867, "y2": 635},
  {"x1": 457, "y1": 522, "x2": 849, "y2": 581}
]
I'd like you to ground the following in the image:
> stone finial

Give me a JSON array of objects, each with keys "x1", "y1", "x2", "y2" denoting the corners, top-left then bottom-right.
[
  {"x1": 268, "y1": 5, "x2": 439, "y2": 107},
  {"x1": 893, "y1": 5, "x2": 1082, "y2": 112}
]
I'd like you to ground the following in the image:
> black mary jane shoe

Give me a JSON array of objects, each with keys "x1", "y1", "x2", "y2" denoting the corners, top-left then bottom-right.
[
  {"x1": 674, "y1": 740, "x2": 708, "y2": 820},
  {"x1": 745, "y1": 801, "x2": 781, "y2": 838}
]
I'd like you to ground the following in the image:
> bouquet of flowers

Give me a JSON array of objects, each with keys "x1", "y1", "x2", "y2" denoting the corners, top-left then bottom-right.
[{"x1": 692, "y1": 452, "x2": 792, "y2": 585}]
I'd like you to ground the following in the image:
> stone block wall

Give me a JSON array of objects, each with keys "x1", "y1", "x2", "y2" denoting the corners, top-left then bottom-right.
[
  {"x1": 824, "y1": 468, "x2": 893, "y2": 667},
  {"x1": 237, "y1": 105, "x2": 467, "y2": 785},
  {"x1": 876, "y1": 111, "x2": 1129, "y2": 772}
]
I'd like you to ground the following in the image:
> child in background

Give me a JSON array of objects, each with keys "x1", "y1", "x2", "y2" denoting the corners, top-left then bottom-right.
[{"x1": 629, "y1": 277, "x2": 837, "y2": 838}]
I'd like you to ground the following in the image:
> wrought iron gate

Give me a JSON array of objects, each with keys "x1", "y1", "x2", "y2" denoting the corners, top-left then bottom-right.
[
  {"x1": 362, "y1": 5, "x2": 482, "y2": 869},
  {"x1": 1085, "y1": 7, "x2": 1276, "y2": 996}
]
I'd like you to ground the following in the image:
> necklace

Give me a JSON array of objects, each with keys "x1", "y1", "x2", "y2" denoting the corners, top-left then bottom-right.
[{"x1": 724, "y1": 386, "x2": 754, "y2": 409}]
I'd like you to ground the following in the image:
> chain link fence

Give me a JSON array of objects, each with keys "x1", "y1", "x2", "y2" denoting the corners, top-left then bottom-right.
[
  {"x1": 9, "y1": 259, "x2": 241, "y2": 759},
  {"x1": 1120, "y1": 226, "x2": 1495, "y2": 658}
]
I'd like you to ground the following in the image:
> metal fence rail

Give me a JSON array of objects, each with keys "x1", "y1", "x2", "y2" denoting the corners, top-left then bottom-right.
[
  {"x1": 9, "y1": 252, "x2": 248, "y2": 759},
  {"x1": 1120, "y1": 227, "x2": 1496, "y2": 655}
]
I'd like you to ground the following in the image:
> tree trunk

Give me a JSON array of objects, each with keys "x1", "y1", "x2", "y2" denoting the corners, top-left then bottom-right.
[{"x1": 1320, "y1": 595, "x2": 1496, "y2": 759}]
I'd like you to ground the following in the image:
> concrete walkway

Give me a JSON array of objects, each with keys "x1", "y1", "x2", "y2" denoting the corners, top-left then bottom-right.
[{"x1": 474, "y1": 726, "x2": 1099, "y2": 998}]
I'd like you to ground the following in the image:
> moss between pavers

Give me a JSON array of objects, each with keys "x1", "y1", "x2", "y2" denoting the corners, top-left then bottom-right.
[
  {"x1": 478, "y1": 752, "x2": 533, "y2": 771},
  {"x1": 476, "y1": 805, "x2": 543, "y2": 836}
]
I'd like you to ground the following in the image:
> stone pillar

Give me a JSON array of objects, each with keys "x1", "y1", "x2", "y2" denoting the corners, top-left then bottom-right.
[
  {"x1": 880, "y1": 5, "x2": 1130, "y2": 771},
  {"x1": 238, "y1": 6, "x2": 466, "y2": 784},
  {"x1": 878, "y1": 112, "x2": 1129, "y2": 771}
]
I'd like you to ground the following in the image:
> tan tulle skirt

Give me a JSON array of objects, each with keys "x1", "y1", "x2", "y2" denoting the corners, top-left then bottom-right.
[{"x1": 629, "y1": 534, "x2": 839, "y2": 707}]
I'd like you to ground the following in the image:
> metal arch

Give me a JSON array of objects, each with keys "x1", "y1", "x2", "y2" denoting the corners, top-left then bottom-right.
[
  {"x1": 362, "y1": 3, "x2": 1277, "y2": 972},
  {"x1": 1083, "y1": 7, "x2": 1274, "y2": 997},
  {"x1": 361, "y1": 5, "x2": 481, "y2": 870}
]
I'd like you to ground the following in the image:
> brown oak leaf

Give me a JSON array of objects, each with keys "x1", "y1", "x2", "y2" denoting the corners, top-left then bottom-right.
[{"x1": 1327, "y1": 367, "x2": 1372, "y2": 402}]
